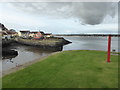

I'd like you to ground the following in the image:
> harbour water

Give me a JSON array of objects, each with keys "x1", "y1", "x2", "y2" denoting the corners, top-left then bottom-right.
[
  {"x1": 63, "y1": 36, "x2": 119, "y2": 52},
  {"x1": 2, "y1": 36, "x2": 119, "y2": 72}
]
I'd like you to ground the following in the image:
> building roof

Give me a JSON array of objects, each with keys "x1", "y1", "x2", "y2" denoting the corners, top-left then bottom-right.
[
  {"x1": 30, "y1": 31, "x2": 38, "y2": 33},
  {"x1": 20, "y1": 30, "x2": 30, "y2": 32},
  {"x1": 39, "y1": 31, "x2": 44, "y2": 34},
  {"x1": 0, "y1": 30, "x2": 17, "y2": 35},
  {"x1": 0, "y1": 23, "x2": 8, "y2": 31},
  {"x1": 0, "y1": 31, "x2": 8, "y2": 35},
  {"x1": 6, "y1": 30, "x2": 17, "y2": 34}
]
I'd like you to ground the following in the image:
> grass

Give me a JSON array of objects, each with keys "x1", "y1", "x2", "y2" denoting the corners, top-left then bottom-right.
[
  {"x1": 19, "y1": 38, "x2": 61, "y2": 44},
  {"x1": 2, "y1": 50, "x2": 118, "y2": 88}
]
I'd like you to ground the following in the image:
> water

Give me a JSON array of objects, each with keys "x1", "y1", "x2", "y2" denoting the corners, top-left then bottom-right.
[
  {"x1": 63, "y1": 36, "x2": 119, "y2": 52},
  {"x1": 2, "y1": 36, "x2": 119, "y2": 72},
  {"x1": 2, "y1": 43, "x2": 54, "y2": 71}
]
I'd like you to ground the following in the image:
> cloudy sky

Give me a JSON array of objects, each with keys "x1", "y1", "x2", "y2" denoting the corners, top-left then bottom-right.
[{"x1": 0, "y1": 2, "x2": 118, "y2": 34}]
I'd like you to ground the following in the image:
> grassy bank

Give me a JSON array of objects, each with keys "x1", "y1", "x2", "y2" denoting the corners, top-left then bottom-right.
[
  {"x1": 18, "y1": 38, "x2": 62, "y2": 46},
  {"x1": 2, "y1": 50, "x2": 118, "y2": 88}
]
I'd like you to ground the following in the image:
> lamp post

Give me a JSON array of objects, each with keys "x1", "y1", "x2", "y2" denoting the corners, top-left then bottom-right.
[{"x1": 107, "y1": 35, "x2": 111, "y2": 62}]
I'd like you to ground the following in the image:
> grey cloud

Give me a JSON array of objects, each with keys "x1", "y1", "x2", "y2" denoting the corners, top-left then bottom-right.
[{"x1": 10, "y1": 2, "x2": 117, "y2": 25}]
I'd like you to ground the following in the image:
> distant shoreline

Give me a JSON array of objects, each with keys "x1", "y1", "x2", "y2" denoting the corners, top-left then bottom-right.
[{"x1": 54, "y1": 34, "x2": 120, "y2": 37}]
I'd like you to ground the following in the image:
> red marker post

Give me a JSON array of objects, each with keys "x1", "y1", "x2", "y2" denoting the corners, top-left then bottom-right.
[{"x1": 107, "y1": 35, "x2": 111, "y2": 62}]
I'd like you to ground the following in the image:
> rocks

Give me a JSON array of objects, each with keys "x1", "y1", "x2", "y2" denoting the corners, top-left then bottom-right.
[
  {"x1": 61, "y1": 38, "x2": 72, "y2": 45},
  {"x1": 2, "y1": 49, "x2": 18, "y2": 57}
]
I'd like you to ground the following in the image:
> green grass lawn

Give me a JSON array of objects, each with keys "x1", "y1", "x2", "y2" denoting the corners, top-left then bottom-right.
[{"x1": 2, "y1": 50, "x2": 118, "y2": 88}]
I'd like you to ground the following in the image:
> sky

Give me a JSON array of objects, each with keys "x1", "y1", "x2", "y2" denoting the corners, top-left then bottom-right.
[{"x1": 0, "y1": 2, "x2": 118, "y2": 34}]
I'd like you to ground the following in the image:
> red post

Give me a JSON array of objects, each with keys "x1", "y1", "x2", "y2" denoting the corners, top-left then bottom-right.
[{"x1": 107, "y1": 35, "x2": 111, "y2": 62}]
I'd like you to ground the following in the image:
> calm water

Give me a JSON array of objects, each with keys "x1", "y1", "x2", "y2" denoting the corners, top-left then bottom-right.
[
  {"x1": 2, "y1": 44, "x2": 53, "y2": 71},
  {"x1": 2, "y1": 36, "x2": 119, "y2": 72},
  {"x1": 63, "y1": 36, "x2": 119, "y2": 52}
]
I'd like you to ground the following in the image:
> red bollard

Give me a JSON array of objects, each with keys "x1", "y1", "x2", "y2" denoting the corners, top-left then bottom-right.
[{"x1": 107, "y1": 35, "x2": 111, "y2": 62}]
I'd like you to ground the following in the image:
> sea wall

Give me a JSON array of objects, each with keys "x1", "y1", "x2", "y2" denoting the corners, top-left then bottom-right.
[
  {"x1": 15, "y1": 38, "x2": 71, "y2": 51},
  {"x1": 2, "y1": 39, "x2": 15, "y2": 47},
  {"x1": 2, "y1": 37, "x2": 71, "y2": 51}
]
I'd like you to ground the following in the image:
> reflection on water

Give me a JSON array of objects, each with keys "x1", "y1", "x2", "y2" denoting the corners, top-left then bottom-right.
[
  {"x1": 2, "y1": 55, "x2": 17, "y2": 60},
  {"x1": 2, "y1": 49, "x2": 18, "y2": 60},
  {"x1": 2, "y1": 43, "x2": 58, "y2": 71},
  {"x1": 2, "y1": 36, "x2": 119, "y2": 72}
]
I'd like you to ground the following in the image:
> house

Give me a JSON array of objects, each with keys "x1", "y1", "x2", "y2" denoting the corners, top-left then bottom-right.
[
  {"x1": 17, "y1": 30, "x2": 53, "y2": 39},
  {"x1": 44, "y1": 33, "x2": 53, "y2": 38},
  {"x1": 34, "y1": 31, "x2": 44, "y2": 39},
  {"x1": 6, "y1": 30, "x2": 18, "y2": 37},
  {"x1": 29, "y1": 31, "x2": 38, "y2": 37},
  {"x1": 0, "y1": 31, "x2": 11, "y2": 40},
  {"x1": 18, "y1": 30, "x2": 30, "y2": 38},
  {"x1": 0, "y1": 23, "x2": 8, "y2": 31},
  {"x1": 0, "y1": 23, "x2": 17, "y2": 40}
]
